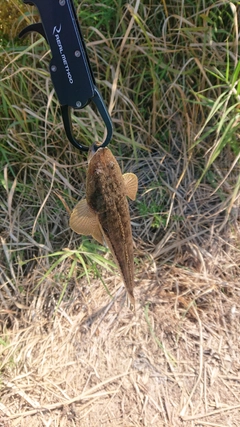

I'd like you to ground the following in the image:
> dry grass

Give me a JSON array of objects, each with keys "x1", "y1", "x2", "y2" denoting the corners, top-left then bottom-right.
[
  {"x1": 1, "y1": 0, "x2": 240, "y2": 426},
  {"x1": 0, "y1": 265, "x2": 240, "y2": 426},
  {"x1": 1, "y1": 145, "x2": 240, "y2": 425}
]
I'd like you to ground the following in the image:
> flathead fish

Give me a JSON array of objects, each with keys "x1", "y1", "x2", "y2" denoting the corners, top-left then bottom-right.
[{"x1": 69, "y1": 146, "x2": 138, "y2": 305}]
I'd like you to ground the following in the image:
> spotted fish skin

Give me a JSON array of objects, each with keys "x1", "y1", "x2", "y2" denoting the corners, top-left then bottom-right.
[
  {"x1": 70, "y1": 146, "x2": 138, "y2": 305},
  {"x1": 86, "y1": 148, "x2": 135, "y2": 305}
]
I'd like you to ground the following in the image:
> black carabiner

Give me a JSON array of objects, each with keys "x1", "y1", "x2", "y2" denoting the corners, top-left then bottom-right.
[
  {"x1": 61, "y1": 88, "x2": 113, "y2": 152},
  {"x1": 19, "y1": 0, "x2": 113, "y2": 152}
]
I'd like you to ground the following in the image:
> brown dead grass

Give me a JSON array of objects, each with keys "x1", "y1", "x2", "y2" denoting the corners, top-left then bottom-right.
[
  {"x1": 0, "y1": 262, "x2": 240, "y2": 427},
  {"x1": 1, "y1": 148, "x2": 240, "y2": 427},
  {"x1": 1, "y1": 1, "x2": 240, "y2": 426},
  {"x1": 1, "y1": 95, "x2": 240, "y2": 426}
]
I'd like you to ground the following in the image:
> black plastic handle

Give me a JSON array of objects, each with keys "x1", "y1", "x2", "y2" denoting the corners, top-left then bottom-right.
[{"x1": 19, "y1": 0, "x2": 113, "y2": 151}]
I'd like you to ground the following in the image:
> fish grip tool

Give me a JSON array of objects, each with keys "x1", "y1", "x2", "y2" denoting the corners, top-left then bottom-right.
[{"x1": 19, "y1": 0, "x2": 113, "y2": 152}]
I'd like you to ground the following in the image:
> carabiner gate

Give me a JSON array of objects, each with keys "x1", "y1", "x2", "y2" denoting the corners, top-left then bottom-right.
[{"x1": 61, "y1": 88, "x2": 113, "y2": 152}]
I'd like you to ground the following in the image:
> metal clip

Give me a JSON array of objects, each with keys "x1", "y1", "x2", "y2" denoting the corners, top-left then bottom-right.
[{"x1": 19, "y1": 0, "x2": 113, "y2": 151}]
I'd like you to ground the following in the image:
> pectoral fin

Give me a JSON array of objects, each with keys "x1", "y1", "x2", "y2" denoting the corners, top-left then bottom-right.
[
  {"x1": 69, "y1": 199, "x2": 104, "y2": 245},
  {"x1": 123, "y1": 173, "x2": 138, "y2": 200}
]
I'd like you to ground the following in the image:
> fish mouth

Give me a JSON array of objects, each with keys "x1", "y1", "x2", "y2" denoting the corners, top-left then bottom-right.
[{"x1": 88, "y1": 142, "x2": 103, "y2": 163}]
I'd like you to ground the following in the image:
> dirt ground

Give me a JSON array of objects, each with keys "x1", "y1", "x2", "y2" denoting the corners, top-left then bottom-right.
[{"x1": 1, "y1": 256, "x2": 240, "y2": 427}]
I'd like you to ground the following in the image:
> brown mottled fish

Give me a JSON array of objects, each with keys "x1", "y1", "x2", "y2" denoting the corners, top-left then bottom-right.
[{"x1": 69, "y1": 145, "x2": 138, "y2": 305}]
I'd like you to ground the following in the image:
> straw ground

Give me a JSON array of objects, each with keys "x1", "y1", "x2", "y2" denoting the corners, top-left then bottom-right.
[{"x1": 1, "y1": 0, "x2": 240, "y2": 426}]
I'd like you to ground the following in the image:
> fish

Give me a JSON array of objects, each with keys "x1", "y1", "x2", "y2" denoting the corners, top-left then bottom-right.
[{"x1": 69, "y1": 145, "x2": 138, "y2": 306}]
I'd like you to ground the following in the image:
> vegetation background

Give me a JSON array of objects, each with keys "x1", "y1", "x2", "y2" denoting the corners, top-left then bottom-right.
[{"x1": 0, "y1": 0, "x2": 240, "y2": 426}]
